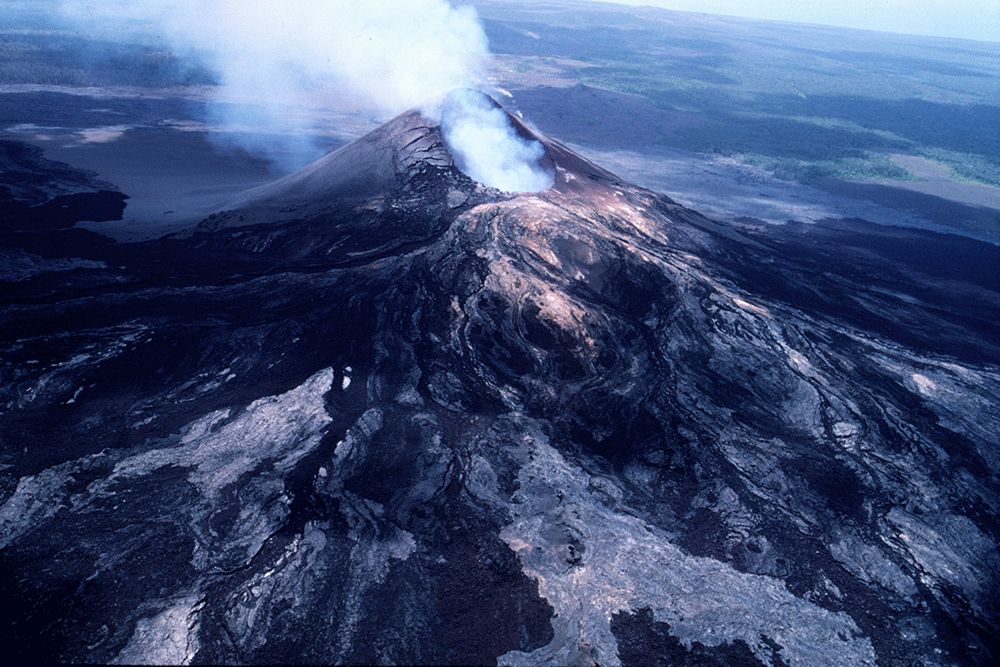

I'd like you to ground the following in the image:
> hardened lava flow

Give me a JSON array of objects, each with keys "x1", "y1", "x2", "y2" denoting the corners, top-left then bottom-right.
[{"x1": 1, "y1": 98, "x2": 998, "y2": 665}]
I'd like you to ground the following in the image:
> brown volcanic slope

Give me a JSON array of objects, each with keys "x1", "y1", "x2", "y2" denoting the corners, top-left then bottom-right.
[{"x1": 1, "y1": 100, "x2": 999, "y2": 666}]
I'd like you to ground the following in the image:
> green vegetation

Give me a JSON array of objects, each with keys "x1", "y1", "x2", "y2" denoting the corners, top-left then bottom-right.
[
  {"x1": 498, "y1": 16, "x2": 1000, "y2": 194},
  {"x1": 573, "y1": 52, "x2": 1000, "y2": 190},
  {"x1": 920, "y1": 148, "x2": 1000, "y2": 188},
  {"x1": 738, "y1": 153, "x2": 915, "y2": 184}
]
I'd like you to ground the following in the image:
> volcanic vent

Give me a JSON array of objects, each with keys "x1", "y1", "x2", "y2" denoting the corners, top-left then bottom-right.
[
  {"x1": 182, "y1": 93, "x2": 608, "y2": 267},
  {"x1": 2, "y1": 95, "x2": 999, "y2": 666},
  {"x1": 438, "y1": 89, "x2": 555, "y2": 193}
]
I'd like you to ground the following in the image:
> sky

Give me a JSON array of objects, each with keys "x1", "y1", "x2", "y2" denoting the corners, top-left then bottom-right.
[{"x1": 592, "y1": 0, "x2": 1000, "y2": 43}]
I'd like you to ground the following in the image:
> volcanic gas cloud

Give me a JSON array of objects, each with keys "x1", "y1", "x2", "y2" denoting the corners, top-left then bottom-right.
[{"x1": 57, "y1": 0, "x2": 553, "y2": 192}]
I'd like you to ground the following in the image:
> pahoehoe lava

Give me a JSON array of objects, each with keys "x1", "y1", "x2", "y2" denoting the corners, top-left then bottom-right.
[{"x1": 1, "y1": 100, "x2": 999, "y2": 665}]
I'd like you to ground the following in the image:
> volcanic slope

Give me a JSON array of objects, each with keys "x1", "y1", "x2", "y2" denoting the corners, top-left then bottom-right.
[{"x1": 1, "y1": 102, "x2": 999, "y2": 666}]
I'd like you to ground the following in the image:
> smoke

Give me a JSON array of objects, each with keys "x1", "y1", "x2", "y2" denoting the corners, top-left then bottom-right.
[
  {"x1": 54, "y1": 0, "x2": 553, "y2": 191},
  {"x1": 441, "y1": 90, "x2": 553, "y2": 193}
]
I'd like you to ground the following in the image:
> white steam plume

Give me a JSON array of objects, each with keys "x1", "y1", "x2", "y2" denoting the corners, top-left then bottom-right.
[
  {"x1": 441, "y1": 90, "x2": 553, "y2": 193},
  {"x1": 56, "y1": 0, "x2": 553, "y2": 192}
]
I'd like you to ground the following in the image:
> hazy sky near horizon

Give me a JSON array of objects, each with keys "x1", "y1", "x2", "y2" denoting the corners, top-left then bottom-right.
[{"x1": 592, "y1": 0, "x2": 1000, "y2": 43}]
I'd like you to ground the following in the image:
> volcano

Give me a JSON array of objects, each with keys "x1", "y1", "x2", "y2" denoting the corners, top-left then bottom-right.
[{"x1": 1, "y1": 99, "x2": 999, "y2": 666}]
